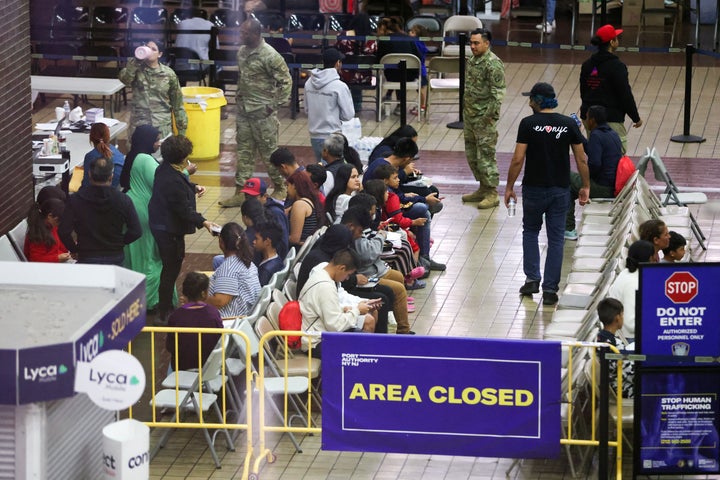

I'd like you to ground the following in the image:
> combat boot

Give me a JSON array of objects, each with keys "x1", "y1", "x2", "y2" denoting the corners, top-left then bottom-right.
[
  {"x1": 477, "y1": 190, "x2": 500, "y2": 209},
  {"x1": 219, "y1": 188, "x2": 244, "y2": 208},
  {"x1": 461, "y1": 188, "x2": 485, "y2": 202}
]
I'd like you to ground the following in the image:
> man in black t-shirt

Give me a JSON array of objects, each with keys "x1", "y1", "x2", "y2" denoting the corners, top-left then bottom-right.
[{"x1": 504, "y1": 82, "x2": 590, "y2": 306}]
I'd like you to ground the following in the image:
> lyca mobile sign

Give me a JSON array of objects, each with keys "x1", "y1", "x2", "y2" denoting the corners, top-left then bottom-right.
[
  {"x1": 322, "y1": 334, "x2": 560, "y2": 459},
  {"x1": 640, "y1": 264, "x2": 720, "y2": 361}
]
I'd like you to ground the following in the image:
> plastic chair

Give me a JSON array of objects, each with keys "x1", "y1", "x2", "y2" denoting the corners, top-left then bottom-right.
[
  {"x1": 209, "y1": 9, "x2": 243, "y2": 46},
  {"x1": 164, "y1": 47, "x2": 207, "y2": 86},
  {"x1": 441, "y1": 15, "x2": 482, "y2": 57},
  {"x1": 506, "y1": 0, "x2": 545, "y2": 43},
  {"x1": 405, "y1": 14, "x2": 442, "y2": 54},
  {"x1": 7, "y1": 221, "x2": 27, "y2": 262},
  {"x1": 91, "y1": 6, "x2": 129, "y2": 46},
  {"x1": 0, "y1": 236, "x2": 21, "y2": 262},
  {"x1": 170, "y1": 8, "x2": 209, "y2": 25},
  {"x1": 128, "y1": 7, "x2": 168, "y2": 49},
  {"x1": 51, "y1": 5, "x2": 90, "y2": 44},
  {"x1": 635, "y1": 0, "x2": 680, "y2": 47},
  {"x1": 209, "y1": 48, "x2": 238, "y2": 94},
  {"x1": 286, "y1": 13, "x2": 325, "y2": 52},
  {"x1": 151, "y1": 344, "x2": 236, "y2": 468},
  {"x1": 425, "y1": 56, "x2": 460, "y2": 118},
  {"x1": 377, "y1": 53, "x2": 422, "y2": 121}
]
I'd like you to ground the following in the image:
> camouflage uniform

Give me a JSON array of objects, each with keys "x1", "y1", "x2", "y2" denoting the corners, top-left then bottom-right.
[
  {"x1": 235, "y1": 39, "x2": 292, "y2": 191},
  {"x1": 119, "y1": 59, "x2": 187, "y2": 139},
  {"x1": 463, "y1": 49, "x2": 506, "y2": 193}
]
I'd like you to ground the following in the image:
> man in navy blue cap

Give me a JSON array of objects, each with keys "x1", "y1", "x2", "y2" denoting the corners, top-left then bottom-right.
[
  {"x1": 304, "y1": 47, "x2": 355, "y2": 163},
  {"x1": 504, "y1": 82, "x2": 590, "y2": 306}
]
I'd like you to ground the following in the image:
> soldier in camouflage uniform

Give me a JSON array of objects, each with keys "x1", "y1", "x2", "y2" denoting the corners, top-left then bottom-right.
[
  {"x1": 219, "y1": 19, "x2": 292, "y2": 208},
  {"x1": 462, "y1": 28, "x2": 506, "y2": 209},
  {"x1": 119, "y1": 41, "x2": 187, "y2": 140}
]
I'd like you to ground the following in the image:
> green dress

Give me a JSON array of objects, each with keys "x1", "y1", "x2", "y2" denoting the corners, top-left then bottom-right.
[{"x1": 124, "y1": 153, "x2": 176, "y2": 309}]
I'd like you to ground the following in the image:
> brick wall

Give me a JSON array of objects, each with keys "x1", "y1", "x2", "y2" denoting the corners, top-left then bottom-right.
[{"x1": 0, "y1": 0, "x2": 33, "y2": 234}]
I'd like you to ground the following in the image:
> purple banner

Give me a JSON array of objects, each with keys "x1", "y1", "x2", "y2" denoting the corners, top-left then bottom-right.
[
  {"x1": 75, "y1": 280, "x2": 146, "y2": 363},
  {"x1": 321, "y1": 334, "x2": 561, "y2": 458},
  {"x1": 18, "y1": 343, "x2": 75, "y2": 404},
  {"x1": 0, "y1": 350, "x2": 17, "y2": 404},
  {"x1": 637, "y1": 370, "x2": 720, "y2": 474},
  {"x1": 639, "y1": 263, "x2": 720, "y2": 363}
]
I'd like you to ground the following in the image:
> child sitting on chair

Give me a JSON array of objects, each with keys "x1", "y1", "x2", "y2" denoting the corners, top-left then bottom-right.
[
  {"x1": 166, "y1": 272, "x2": 223, "y2": 371},
  {"x1": 596, "y1": 297, "x2": 633, "y2": 399},
  {"x1": 660, "y1": 231, "x2": 687, "y2": 263}
]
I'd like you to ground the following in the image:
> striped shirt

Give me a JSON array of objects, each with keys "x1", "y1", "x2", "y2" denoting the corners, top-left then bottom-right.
[{"x1": 209, "y1": 255, "x2": 261, "y2": 318}]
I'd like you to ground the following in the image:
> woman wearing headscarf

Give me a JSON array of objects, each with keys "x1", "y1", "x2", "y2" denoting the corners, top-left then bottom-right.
[
  {"x1": 121, "y1": 125, "x2": 168, "y2": 312},
  {"x1": 607, "y1": 239, "x2": 655, "y2": 340},
  {"x1": 82, "y1": 122, "x2": 125, "y2": 189}
]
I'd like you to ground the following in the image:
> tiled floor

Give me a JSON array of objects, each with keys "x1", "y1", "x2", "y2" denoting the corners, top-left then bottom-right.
[{"x1": 31, "y1": 22, "x2": 720, "y2": 478}]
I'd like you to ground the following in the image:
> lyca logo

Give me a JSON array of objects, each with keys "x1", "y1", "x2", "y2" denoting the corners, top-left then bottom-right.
[
  {"x1": 78, "y1": 330, "x2": 105, "y2": 362},
  {"x1": 89, "y1": 369, "x2": 141, "y2": 386},
  {"x1": 24, "y1": 364, "x2": 68, "y2": 382}
]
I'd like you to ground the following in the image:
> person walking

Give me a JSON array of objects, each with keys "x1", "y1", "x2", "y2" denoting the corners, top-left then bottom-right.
[
  {"x1": 219, "y1": 19, "x2": 292, "y2": 207},
  {"x1": 304, "y1": 48, "x2": 355, "y2": 163},
  {"x1": 461, "y1": 28, "x2": 506, "y2": 209},
  {"x1": 504, "y1": 82, "x2": 590, "y2": 306},
  {"x1": 579, "y1": 24, "x2": 642, "y2": 154}
]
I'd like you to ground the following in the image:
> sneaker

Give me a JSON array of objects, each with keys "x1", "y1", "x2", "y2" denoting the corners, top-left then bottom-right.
[
  {"x1": 542, "y1": 292, "x2": 559, "y2": 306},
  {"x1": 535, "y1": 20, "x2": 555, "y2": 33},
  {"x1": 397, "y1": 330, "x2": 416, "y2": 335},
  {"x1": 461, "y1": 189, "x2": 485, "y2": 202},
  {"x1": 519, "y1": 281, "x2": 540, "y2": 296},
  {"x1": 392, "y1": 105, "x2": 402, "y2": 116},
  {"x1": 406, "y1": 279, "x2": 427, "y2": 290},
  {"x1": 218, "y1": 194, "x2": 244, "y2": 208},
  {"x1": 421, "y1": 256, "x2": 446, "y2": 271},
  {"x1": 409, "y1": 106, "x2": 419, "y2": 116},
  {"x1": 407, "y1": 296, "x2": 415, "y2": 303},
  {"x1": 564, "y1": 229, "x2": 579, "y2": 241},
  {"x1": 407, "y1": 303, "x2": 416, "y2": 313},
  {"x1": 428, "y1": 202, "x2": 444, "y2": 215}
]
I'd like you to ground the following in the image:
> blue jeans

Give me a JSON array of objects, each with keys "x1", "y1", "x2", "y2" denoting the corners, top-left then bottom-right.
[
  {"x1": 310, "y1": 137, "x2": 326, "y2": 164},
  {"x1": 404, "y1": 202, "x2": 431, "y2": 257},
  {"x1": 546, "y1": 0, "x2": 556, "y2": 23},
  {"x1": 521, "y1": 185, "x2": 569, "y2": 293}
]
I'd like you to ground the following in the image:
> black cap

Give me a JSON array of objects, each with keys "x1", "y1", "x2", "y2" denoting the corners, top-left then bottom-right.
[
  {"x1": 323, "y1": 48, "x2": 345, "y2": 66},
  {"x1": 522, "y1": 82, "x2": 556, "y2": 98}
]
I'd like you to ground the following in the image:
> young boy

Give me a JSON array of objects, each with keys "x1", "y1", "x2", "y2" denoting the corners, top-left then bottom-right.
[
  {"x1": 253, "y1": 220, "x2": 285, "y2": 286},
  {"x1": 660, "y1": 231, "x2": 687, "y2": 263},
  {"x1": 596, "y1": 297, "x2": 633, "y2": 398},
  {"x1": 166, "y1": 272, "x2": 223, "y2": 371}
]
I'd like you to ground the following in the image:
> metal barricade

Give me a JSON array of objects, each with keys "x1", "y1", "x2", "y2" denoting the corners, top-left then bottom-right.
[
  {"x1": 127, "y1": 326, "x2": 254, "y2": 477},
  {"x1": 252, "y1": 329, "x2": 321, "y2": 476}
]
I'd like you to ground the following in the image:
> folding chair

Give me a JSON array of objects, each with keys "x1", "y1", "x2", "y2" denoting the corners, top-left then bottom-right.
[
  {"x1": 0, "y1": 236, "x2": 22, "y2": 262},
  {"x1": 151, "y1": 344, "x2": 236, "y2": 468},
  {"x1": 506, "y1": 0, "x2": 545, "y2": 43},
  {"x1": 440, "y1": 15, "x2": 482, "y2": 57},
  {"x1": 638, "y1": 147, "x2": 706, "y2": 249},
  {"x1": 377, "y1": 53, "x2": 422, "y2": 122},
  {"x1": 635, "y1": 0, "x2": 680, "y2": 47},
  {"x1": 425, "y1": 56, "x2": 460, "y2": 118},
  {"x1": 7, "y1": 220, "x2": 27, "y2": 261}
]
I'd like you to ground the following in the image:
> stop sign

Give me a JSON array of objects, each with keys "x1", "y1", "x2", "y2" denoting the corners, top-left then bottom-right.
[{"x1": 665, "y1": 271, "x2": 699, "y2": 304}]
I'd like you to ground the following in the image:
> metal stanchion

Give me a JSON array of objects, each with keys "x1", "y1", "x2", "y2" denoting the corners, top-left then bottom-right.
[
  {"x1": 670, "y1": 44, "x2": 706, "y2": 143},
  {"x1": 447, "y1": 33, "x2": 466, "y2": 130},
  {"x1": 399, "y1": 59, "x2": 407, "y2": 126},
  {"x1": 598, "y1": 354, "x2": 609, "y2": 480}
]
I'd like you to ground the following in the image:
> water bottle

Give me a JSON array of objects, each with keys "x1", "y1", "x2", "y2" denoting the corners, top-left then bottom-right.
[
  {"x1": 63, "y1": 100, "x2": 70, "y2": 126},
  {"x1": 508, "y1": 198, "x2": 516, "y2": 217},
  {"x1": 570, "y1": 112, "x2": 581, "y2": 128}
]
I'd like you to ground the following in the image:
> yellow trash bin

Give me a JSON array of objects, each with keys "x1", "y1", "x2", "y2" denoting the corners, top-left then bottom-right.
[{"x1": 181, "y1": 86, "x2": 227, "y2": 160}]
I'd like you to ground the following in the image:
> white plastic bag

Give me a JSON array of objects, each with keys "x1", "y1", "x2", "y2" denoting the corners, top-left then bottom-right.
[{"x1": 341, "y1": 117, "x2": 362, "y2": 143}]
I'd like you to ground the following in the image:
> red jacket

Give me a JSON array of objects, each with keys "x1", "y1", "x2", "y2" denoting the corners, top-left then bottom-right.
[{"x1": 24, "y1": 225, "x2": 68, "y2": 262}]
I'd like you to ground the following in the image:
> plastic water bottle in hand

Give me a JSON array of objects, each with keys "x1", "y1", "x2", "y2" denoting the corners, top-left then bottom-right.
[{"x1": 508, "y1": 198, "x2": 516, "y2": 217}]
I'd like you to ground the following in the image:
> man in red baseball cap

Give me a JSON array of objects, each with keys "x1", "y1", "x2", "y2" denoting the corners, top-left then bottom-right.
[{"x1": 579, "y1": 24, "x2": 642, "y2": 154}]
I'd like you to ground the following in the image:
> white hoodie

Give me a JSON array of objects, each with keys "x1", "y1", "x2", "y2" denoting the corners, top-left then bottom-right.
[{"x1": 304, "y1": 67, "x2": 355, "y2": 138}]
